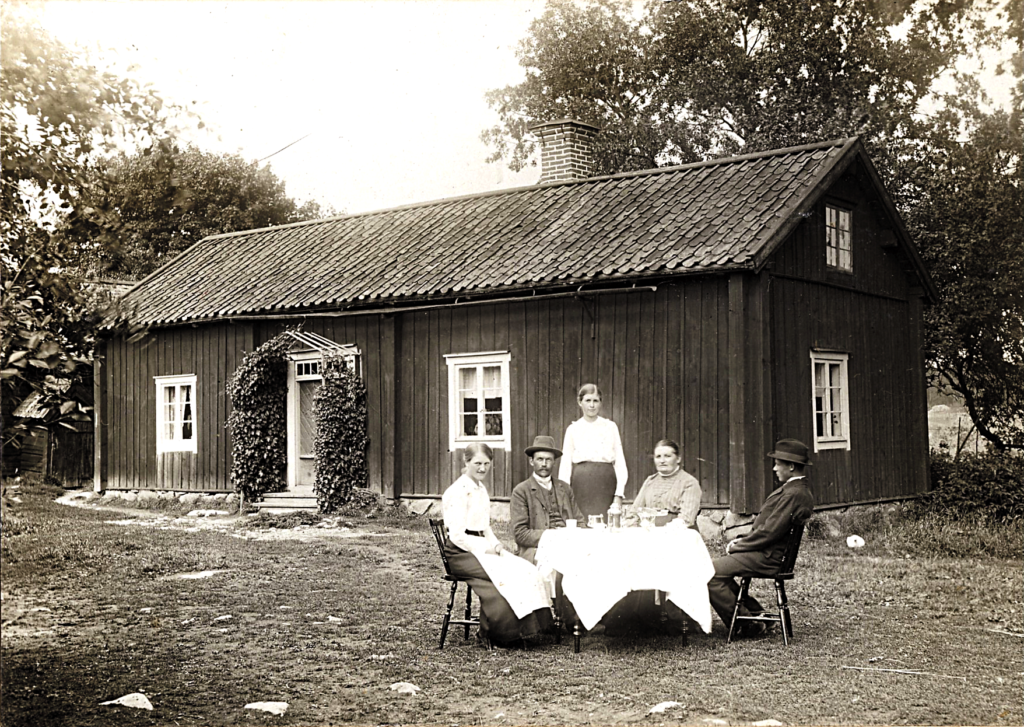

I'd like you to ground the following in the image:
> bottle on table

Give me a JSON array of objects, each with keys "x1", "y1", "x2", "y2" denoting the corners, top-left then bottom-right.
[{"x1": 607, "y1": 502, "x2": 622, "y2": 530}]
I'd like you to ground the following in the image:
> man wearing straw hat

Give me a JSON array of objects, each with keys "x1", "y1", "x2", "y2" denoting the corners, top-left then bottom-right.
[
  {"x1": 510, "y1": 435, "x2": 584, "y2": 565},
  {"x1": 707, "y1": 438, "x2": 815, "y2": 636}
]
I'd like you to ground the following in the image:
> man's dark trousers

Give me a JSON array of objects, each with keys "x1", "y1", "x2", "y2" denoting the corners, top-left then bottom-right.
[{"x1": 707, "y1": 549, "x2": 783, "y2": 626}]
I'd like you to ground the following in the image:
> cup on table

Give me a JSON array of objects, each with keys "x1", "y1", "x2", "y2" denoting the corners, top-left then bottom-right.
[
  {"x1": 565, "y1": 519, "x2": 577, "y2": 529},
  {"x1": 588, "y1": 514, "x2": 604, "y2": 529}
]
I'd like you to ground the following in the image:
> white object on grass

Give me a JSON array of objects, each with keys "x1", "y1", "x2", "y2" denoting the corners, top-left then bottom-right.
[
  {"x1": 753, "y1": 720, "x2": 785, "y2": 726},
  {"x1": 846, "y1": 535, "x2": 865, "y2": 548},
  {"x1": 100, "y1": 693, "x2": 154, "y2": 710},
  {"x1": 648, "y1": 701, "x2": 683, "y2": 714},
  {"x1": 245, "y1": 701, "x2": 289, "y2": 715},
  {"x1": 389, "y1": 682, "x2": 421, "y2": 695}
]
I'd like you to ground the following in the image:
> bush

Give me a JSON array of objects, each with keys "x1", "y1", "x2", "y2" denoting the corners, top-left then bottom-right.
[
  {"x1": 925, "y1": 449, "x2": 1024, "y2": 522},
  {"x1": 313, "y1": 354, "x2": 368, "y2": 513},
  {"x1": 227, "y1": 333, "x2": 292, "y2": 502}
]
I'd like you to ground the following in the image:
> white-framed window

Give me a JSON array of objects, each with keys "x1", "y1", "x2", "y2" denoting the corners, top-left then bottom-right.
[
  {"x1": 445, "y1": 351, "x2": 511, "y2": 451},
  {"x1": 826, "y1": 204, "x2": 852, "y2": 272},
  {"x1": 155, "y1": 374, "x2": 197, "y2": 453},
  {"x1": 810, "y1": 351, "x2": 850, "y2": 451}
]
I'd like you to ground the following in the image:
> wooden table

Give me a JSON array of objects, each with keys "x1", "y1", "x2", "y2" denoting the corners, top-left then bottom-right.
[{"x1": 535, "y1": 525, "x2": 715, "y2": 652}]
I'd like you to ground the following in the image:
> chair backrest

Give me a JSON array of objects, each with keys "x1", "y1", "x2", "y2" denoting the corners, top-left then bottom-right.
[
  {"x1": 428, "y1": 518, "x2": 453, "y2": 576},
  {"x1": 779, "y1": 522, "x2": 805, "y2": 576}
]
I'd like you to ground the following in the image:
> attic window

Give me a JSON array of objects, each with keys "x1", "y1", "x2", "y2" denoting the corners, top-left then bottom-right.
[{"x1": 826, "y1": 205, "x2": 852, "y2": 272}]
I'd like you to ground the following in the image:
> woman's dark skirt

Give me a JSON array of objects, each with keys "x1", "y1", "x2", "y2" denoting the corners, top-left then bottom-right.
[
  {"x1": 570, "y1": 461, "x2": 617, "y2": 517},
  {"x1": 444, "y1": 541, "x2": 552, "y2": 646}
]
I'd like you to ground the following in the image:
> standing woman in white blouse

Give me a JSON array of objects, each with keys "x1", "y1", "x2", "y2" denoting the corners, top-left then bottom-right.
[
  {"x1": 442, "y1": 443, "x2": 553, "y2": 647},
  {"x1": 558, "y1": 383, "x2": 628, "y2": 517}
]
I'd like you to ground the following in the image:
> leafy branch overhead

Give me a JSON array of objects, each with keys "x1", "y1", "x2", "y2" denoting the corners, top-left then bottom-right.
[{"x1": 1, "y1": 9, "x2": 183, "y2": 427}]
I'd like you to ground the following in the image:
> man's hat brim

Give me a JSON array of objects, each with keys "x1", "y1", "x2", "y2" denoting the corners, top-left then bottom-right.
[
  {"x1": 526, "y1": 446, "x2": 562, "y2": 457},
  {"x1": 767, "y1": 451, "x2": 812, "y2": 465}
]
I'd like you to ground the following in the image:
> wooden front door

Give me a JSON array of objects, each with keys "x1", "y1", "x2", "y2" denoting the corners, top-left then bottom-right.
[{"x1": 287, "y1": 355, "x2": 321, "y2": 493}]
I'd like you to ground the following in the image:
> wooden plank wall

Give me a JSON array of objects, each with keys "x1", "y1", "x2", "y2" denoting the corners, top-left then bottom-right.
[
  {"x1": 104, "y1": 322, "x2": 252, "y2": 491},
  {"x1": 770, "y1": 277, "x2": 927, "y2": 504},
  {"x1": 396, "y1": 279, "x2": 734, "y2": 505},
  {"x1": 50, "y1": 426, "x2": 94, "y2": 486},
  {"x1": 765, "y1": 181, "x2": 930, "y2": 505}
]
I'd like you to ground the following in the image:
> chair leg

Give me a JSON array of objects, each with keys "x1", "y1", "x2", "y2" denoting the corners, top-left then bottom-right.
[
  {"x1": 727, "y1": 577, "x2": 751, "y2": 643},
  {"x1": 464, "y1": 584, "x2": 473, "y2": 640},
  {"x1": 775, "y1": 580, "x2": 791, "y2": 646},
  {"x1": 551, "y1": 606, "x2": 563, "y2": 645},
  {"x1": 440, "y1": 580, "x2": 458, "y2": 649},
  {"x1": 573, "y1": 618, "x2": 582, "y2": 653}
]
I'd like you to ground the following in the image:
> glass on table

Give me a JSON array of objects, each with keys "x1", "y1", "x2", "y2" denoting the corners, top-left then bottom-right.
[{"x1": 588, "y1": 514, "x2": 604, "y2": 529}]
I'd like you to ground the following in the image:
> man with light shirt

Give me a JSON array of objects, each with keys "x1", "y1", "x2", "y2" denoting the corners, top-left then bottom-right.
[
  {"x1": 706, "y1": 438, "x2": 815, "y2": 637},
  {"x1": 511, "y1": 435, "x2": 584, "y2": 565}
]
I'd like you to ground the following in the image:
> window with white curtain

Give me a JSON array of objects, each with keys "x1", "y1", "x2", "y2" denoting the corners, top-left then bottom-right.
[
  {"x1": 810, "y1": 351, "x2": 850, "y2": 451},
  {"x1": 155, "y1": 374, "x2": 197, "y2": 453},
  {"x1": 445, "y1": 351, "x2": 511, "y2": 450}
]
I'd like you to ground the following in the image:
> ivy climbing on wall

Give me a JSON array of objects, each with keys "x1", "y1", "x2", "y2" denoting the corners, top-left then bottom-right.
[
  {"x1": 313, "y1": 352, "x2": 369, "y2": 513},
  {"x1": 227, "y1": 332, "x2": 292, "y2": 502}
]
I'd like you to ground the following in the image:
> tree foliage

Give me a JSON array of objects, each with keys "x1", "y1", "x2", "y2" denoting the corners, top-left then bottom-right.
[
  {"x1": 483, "y1": 0, "x2": 975, "y2": 175},
  {"x1": 902, "y1": 99, "x2": 1023, "y2": 450},
  {"x1": 1, "y1": 9, "x2": 177, "y2": 430},
  {"x1": 69, "y1": 145, "x2": 335, "y2": 279},
  {"x1": 484, "y1": 0, "x2": 1023, "y2": 450}
]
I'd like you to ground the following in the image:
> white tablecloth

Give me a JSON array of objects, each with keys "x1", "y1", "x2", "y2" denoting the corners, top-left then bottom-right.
[{"x1": 535, "y1": 525, "x2": 715, "y2": 633}]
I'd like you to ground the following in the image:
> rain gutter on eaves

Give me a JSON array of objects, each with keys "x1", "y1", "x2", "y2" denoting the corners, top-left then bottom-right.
[{"x1": 175, "y1": 262, "x2": 750, "y2": 326}]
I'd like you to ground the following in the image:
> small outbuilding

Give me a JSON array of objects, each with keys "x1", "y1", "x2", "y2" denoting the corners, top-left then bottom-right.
[{"x1": 96, "y1": 126, "x2": 936, "y2": 514}]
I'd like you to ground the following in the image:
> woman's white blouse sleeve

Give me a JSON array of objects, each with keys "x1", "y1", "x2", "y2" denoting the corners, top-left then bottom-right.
[
  {"x1": 558, "y1": 423, "x2": 575, "y2": 484},
  {"x1": 611, "y1": 421, "x2": 628, "y2": 497}
]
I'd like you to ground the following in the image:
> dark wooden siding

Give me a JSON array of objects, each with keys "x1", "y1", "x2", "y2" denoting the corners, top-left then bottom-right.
[
  {"x1": 104, "y1": 323, "x2": 253, "y2": 491},
  {"x1": 764, "y1": 175, "x2": 930, "y2": 506},
  {"x1": 771, "y1": 168, "x2": 912, "y2": 300},
  {"x1": 394, "y1": 279, "x2": 735, "y2": 504},
  {"x1": 769, "y1": 274, "x2": 929, "y2": 504}
]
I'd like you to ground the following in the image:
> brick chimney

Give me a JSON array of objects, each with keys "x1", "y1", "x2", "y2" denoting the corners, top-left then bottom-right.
[{"x1": 529, "y1": 119, "x2": 601, "y2": 183}]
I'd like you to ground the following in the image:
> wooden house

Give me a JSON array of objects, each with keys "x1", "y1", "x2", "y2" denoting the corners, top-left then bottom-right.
[{"x1": 96, "y1": 127, "x2": 936, "y2": 514}]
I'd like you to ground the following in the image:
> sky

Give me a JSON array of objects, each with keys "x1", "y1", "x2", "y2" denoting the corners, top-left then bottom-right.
[
  {"x1": 33, "y1": 0, "x2": 549, "y2": 214},
  {"x1": 26, "y1": 0, "x2": 1017, "y2": 217}
]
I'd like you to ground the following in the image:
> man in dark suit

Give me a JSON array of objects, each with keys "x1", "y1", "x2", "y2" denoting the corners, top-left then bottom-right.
[
  {"x1": 511, "y1": 435, "x2": 584, "y2": 565},
  {"x1": 707, "y1": 438, "x2": 815, "y2": 636}
]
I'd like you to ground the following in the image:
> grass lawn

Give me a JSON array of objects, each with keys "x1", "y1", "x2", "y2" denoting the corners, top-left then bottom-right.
[{"x1": 2, "y1": 483, "x2": 1022, "y2": 726}]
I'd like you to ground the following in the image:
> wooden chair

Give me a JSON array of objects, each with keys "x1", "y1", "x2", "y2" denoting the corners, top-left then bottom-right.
[
  {"x1": 428, "y1": 518, "x2": 480, "y2": 649},
  {"x1": 727, "y1": 523, "x2": 805, "y2": 646}
]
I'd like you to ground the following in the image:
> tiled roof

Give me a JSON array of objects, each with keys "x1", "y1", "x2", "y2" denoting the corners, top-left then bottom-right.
[{"x1": 121, "y1": 138, "x2": 858, "y2": 326}]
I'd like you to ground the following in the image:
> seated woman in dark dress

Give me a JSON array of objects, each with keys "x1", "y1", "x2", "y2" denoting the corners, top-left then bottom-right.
[{"x1": 442, "y1": 443, "x2": 553, "y2": 647}]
